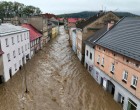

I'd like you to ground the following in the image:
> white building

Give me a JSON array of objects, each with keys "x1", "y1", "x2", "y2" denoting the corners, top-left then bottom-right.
[
  {"x1": 84, "y1": 44, "x2": 94, "y2": 76},
  {"x1": 69, "y1": 28, "x2": 77, "y2": 53},
  {"x1": 0, "y1": 23, "x2": 30, "y2": 82},
  {"x1": 84, "y1": 25, "x2": 107, "y2": 77}
]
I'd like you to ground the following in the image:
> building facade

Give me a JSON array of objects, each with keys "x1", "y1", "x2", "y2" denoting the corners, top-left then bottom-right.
[
  {"x1": 22, "y1": 24, "x2": 42, "y2": 57},
  {"x1": 93, "y1": 18, "x2": 140, "y2": 110},
  {"x1": 0, "y1": 23, "x2": 30, "y2": 82},
  {"x1": 76, "y1": 11, "x2": 120, "y2": 63}
]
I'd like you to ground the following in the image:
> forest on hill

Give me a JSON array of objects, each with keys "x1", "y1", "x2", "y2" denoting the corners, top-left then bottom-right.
[
  {"x1": 0, "y1": 1, "x2": 42, "y2": 19},
  {"x1": 58, "y1": 11, "x2": 139, "y2": 18}
]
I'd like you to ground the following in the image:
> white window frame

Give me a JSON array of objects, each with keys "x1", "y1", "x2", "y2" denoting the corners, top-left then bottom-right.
[
  {"x1": 13, "y1": 50, "x2": 16, "y2": 58},
  {"x1": 131, "y1": 75, "x2": 138, "y2": 88},
  {"x1": 97, "y1": 55, "x2": 100, "y2": 64},
  {"x1": 111, "y1": 63, "x2": 115, "y2": 73},
  {"x1": 21, "y1": 34, "x2": 23, "y2": 41},
  {"x1": 5, "y1": 38, "x2": 9, "y2": 47},
  {"x1": 86, "y1": 50, "x2": 88, "y2": 56},
  {"x1": 18, "y1": 48, "x2": 20, "y2": 55},
  {"x1": 17, "y1": 35, "x2": 20, "y2": 42},
  {"x1": 101, "y1": 58, "x2": 104, "y2": 66},
  {"x1": 15, "y1": 63, "x2": 17, "y2": 71},
  {"x1": 122, "y1": 70, "x2": 128, "y2": 81},
  {"x1": 7, "y1": 53, "x2": 10, "y2": 62},
  {"x1": 90, "y1": 52, "x2": 92, "y2": 60},
  {"x1": 22, "y1": 46, "x2": 24, "y2": 53},
  {"x1": 12, "y1": 37, "x2": 14, "y2": 45},
  {"x1": 25, "y1": 44, "x2": 27, "y2": 50}
]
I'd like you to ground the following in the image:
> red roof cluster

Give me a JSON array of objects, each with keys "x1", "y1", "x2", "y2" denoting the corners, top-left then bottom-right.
[
  {"x1": 67, "y1": 18, "x2": 83, "y2": 23},
  {"x1": 21, "y1": 24, "x2": 42, "y2": 41}
]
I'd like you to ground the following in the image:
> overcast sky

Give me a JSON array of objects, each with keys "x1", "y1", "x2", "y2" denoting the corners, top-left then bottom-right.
[{"x1": 4, "y1": 0, "x2": 140, "y2": 15}]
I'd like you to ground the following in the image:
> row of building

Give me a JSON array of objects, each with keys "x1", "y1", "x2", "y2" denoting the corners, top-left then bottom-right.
[
  {"x1": 0, "y1": 13, "x2": 60, "y2": 83},
  {"x1": 68, "y1": 11, "x2": 140, "y2": 110}
]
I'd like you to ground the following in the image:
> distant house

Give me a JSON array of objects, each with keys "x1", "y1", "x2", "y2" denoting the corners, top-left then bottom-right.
[
  {"x1": 27, "y1": 16, "x2": 48, "y2": 45},
  {"x1": 42, "y1": 13, "x2": 59, "y2": 39},
  {"x1": 94, "y1": 17, "x2": 140, "y2": 110},
  {"x1": 0, "y1": 23, "x2": 30, "y2": 82},
  {"x1": 75, "y1": 11, "x2": 120, "y2": 63},
  {"x1": 22, "y1": 24, "x2": 42, "y2": 57}
]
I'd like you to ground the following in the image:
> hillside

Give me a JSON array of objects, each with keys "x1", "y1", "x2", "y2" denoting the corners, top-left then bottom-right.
[{"x1": 58, "y1": 11, "x2": 139, "y2": 18}]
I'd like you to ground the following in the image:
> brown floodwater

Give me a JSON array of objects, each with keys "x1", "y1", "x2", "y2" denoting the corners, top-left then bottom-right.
[{"x1": 0, "y1": 26, "x2": 122, "y2": 110}]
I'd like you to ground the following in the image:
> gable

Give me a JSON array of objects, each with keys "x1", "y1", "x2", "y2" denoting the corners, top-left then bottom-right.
[{"x1": 83, "y1": 12, "x2": 120, "y2": 32}]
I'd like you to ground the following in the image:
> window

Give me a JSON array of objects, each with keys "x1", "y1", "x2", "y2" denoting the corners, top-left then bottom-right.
[
  {"x1": 13, "y1": 51, "x2": 16, "y2": 58},
  {"x1": 22, "y1": 46, "x2": 24, "y2": 53},
  {"x1": 7, "y1": 53, "x2": 10, "y2": 62},
  {"x1": 15, "y1": 63, "x2": 17, "y2": 71},
  {"x1": 97, "y1": 55, "x2": 100, "y2": 64},
  {"x1": 90, "y1": 53, "x2": 92, "y2": 60},
  {"x1": 25, "y1": 44, "x2": 27, "y2": 50},
  {"x1": 24, "y1": 33, "x2": 26, "y2": 40},
  {"x1": 21, "y1": 34, "x2": 23, "y2": 41},
  {"x1": 17, "y1": 35, "x2": 20, "y2": 42},
  {"x1": 28, "y1": 43, "x2": 30, "y2": 49},
  {"x1": 122, "y1": 70, "x2": 128, "y2": 82},
  {"x1": 5, "y1": 38, "x2": 9, "y2": 47},
  {"x1": 101, "y1": 58, "x2": 104, "y2": 67},
  {"x1": 110, "y1": 63, "x2": 115, "y2": 73},
  {"x1": 131, "y1": 75, "x2": 138, "y2": 88},
  {"x1": 18, "y1": 48, "x2": 20, "y2": 55},
  {"x1": 12, "y1": 37, "x2": 14, "y2": 45},
  {"x1": 27, "y1": 33, "x2": 28, "y2": 39},
  {"x1": 86, "y1": 50, "x2": 88, "y2": 56}
]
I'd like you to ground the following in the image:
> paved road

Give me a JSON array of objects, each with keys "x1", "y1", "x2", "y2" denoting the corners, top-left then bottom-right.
[{"x1": 0, "y1": 26, "x2": 122, "y2": 110}]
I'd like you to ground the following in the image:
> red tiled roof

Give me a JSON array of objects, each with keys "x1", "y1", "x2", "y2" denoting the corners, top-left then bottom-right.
[
  {"x1": 68, "y1": 18, "x2": 78, "y2": 23},
  {"x1": 57, "y1": 18, "x2": 64, "y2": 21},
  {"x1": 21, "y1": 24, "x2": 42, "y2": 41}
]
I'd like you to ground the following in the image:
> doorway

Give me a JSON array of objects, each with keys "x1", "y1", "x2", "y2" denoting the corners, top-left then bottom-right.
[
  {"x1": 9, "y1": 68, "x2": 12, "y2": 78},
  {"x1": 107, "y1": 81, "x2": 115, "y2": 96},
  {"x1": 118, "y1": 93, "x2": 124, "y2": 106},
  {"x1": 127, "y1": 99, "x2": 137, "y2": 110}
]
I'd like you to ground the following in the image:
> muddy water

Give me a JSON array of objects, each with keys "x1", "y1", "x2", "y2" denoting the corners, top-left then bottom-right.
[{"x1": 0, "y1": 26, "x2": 122, "y2": 110}]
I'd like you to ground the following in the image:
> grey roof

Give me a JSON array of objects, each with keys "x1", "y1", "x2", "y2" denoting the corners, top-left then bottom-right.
[
  {"x1": 84, "y1": 25, "x2": 108, "y2": 47},
  {"x1": 96, "y1": 17, "x2": 140, "y2": 62},
  {"x1": 0, "y1": 23, "x2": 29, "y2": 36}
]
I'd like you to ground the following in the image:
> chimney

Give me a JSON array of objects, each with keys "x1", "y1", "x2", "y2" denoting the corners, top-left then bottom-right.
[{"x1": 107, "y1": 20, "x2": 115, "y2": 30}]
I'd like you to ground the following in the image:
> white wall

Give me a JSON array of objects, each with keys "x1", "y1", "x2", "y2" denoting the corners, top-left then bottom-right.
[
  {"x1": 1, "y1": 31, "x2": 30, "y2": 82},
  {"x1": 84, "y1": 44, "x2": 94, "y2": 73}
]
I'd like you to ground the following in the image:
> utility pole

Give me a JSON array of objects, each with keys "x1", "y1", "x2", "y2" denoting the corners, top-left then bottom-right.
[{"x1": 23, "y1": 55, "x2": 29, "y2": 93}]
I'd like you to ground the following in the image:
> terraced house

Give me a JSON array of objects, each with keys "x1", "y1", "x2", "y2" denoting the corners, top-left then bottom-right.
[
  {"x1": 22, "y1": 24, "x2": 42, "y2": 57},
  {"x1": 76, "y1": 11, "x2": 120, "y2": 63},
  {"x1": 0, "y1": 23, "x2": 30, "y2": 82},
  {"x1": 94, "y1": 17, "x2": 140, "y2": 110}
]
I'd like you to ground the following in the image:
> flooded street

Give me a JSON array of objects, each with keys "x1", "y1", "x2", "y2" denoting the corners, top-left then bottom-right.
[{"x1": 0, "y1": 26, "x2": 122, "y2": 110}]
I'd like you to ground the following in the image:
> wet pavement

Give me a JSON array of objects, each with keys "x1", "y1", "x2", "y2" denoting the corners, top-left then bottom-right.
[{"x1": 0, "y1": 26, "x2": 122, "y2": 110}]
